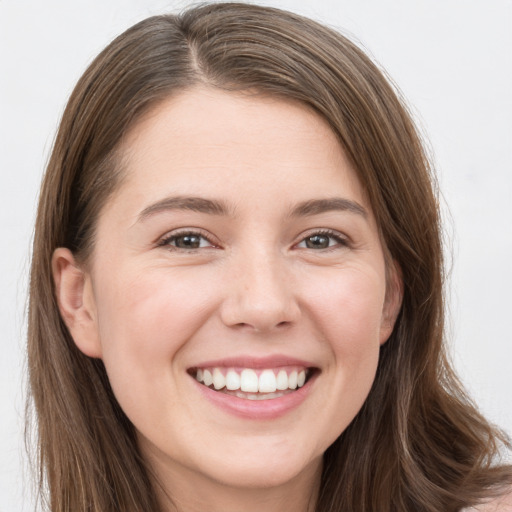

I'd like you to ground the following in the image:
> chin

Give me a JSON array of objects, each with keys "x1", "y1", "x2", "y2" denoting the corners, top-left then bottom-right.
[
  {"x1": 206, "y1": 457, "x2": 320, "y2": 490},
  {"x1": 192, "y1": 437, "x2": 322, "y2": 490}
]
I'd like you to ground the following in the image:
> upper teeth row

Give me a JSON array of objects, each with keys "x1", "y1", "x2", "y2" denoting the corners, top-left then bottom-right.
[{"x1": 195, "y1": 368, "x2": 307, "y2": 393}]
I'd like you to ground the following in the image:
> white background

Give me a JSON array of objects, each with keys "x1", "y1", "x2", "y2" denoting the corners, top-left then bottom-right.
[{"x1": 1, "y1": 1, "x2": 511, "y2": 510}]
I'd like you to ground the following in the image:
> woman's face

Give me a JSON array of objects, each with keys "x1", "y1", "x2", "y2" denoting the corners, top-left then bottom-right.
[{"x1": 57, "y1": 87, "x2": 401, "y2": 494}]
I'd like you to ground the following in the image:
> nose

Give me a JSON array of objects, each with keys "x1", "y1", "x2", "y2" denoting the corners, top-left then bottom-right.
[{"x1": 219, "y1": 249, "x2": 301, "y2": 333}]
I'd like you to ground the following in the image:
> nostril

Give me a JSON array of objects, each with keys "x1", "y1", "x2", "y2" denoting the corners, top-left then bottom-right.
[
  {"x1": 233, "y1": 322, "x2": 251, "y2": 330},
  {"x1": 219, "y1": 291, "x2": 300, "y2": 332},
  {"x1": 232, "y1": 320, "x2": 292, "y2": 332}
]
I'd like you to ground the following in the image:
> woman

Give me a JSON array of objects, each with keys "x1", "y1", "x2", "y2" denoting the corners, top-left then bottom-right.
[{"x1": 27, "y1": 3, "x2": 512, "y2": 511}]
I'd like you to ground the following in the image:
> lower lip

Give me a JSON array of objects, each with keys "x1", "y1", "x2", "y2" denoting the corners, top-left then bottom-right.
[{"x1": 192, "y1": 374, "x2": 316, "y2": 420}]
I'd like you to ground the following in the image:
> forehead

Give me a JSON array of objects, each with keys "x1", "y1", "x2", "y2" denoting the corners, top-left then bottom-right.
[{"x1": 110, "y1": 86, "x2": 368, "y2": 216}]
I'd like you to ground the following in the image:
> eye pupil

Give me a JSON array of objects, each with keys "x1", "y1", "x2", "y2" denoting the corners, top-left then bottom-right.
[
  {"x1": 175, "y1": 235, "x2": 201, "y2": 249},
  {"x1": 305, "y1": 235, "x2": 330, "y2": 249}
]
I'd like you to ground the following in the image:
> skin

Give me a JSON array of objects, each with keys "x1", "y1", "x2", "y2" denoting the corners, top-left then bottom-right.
[
  {"x1": 53, "y1": 87, "x2": 402, "y2": 512},
  {"x1": 470, "y1": 493, "x2": 512, "y2": 512}
]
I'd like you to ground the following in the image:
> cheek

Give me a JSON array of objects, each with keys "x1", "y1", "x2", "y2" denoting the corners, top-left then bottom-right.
[
  {"x1": 303, "y1": 268, "x2": 385, "y2": 426},
  {"x1": 306, "y1": 267, "x2": 386, "y2": 353},
  {"x1": 92, "y1": 266, "x2": 218, "y2": 403}
]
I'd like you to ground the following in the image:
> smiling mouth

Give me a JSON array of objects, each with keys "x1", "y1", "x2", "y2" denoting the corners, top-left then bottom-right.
[{"x1": 189, "y1": 367, "x2": 316, "y2": 400}]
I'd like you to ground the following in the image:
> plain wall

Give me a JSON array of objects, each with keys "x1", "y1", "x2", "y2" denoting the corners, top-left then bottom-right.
[{"x1": 1, "y1": 1, "x2": 511, "y2": 510}]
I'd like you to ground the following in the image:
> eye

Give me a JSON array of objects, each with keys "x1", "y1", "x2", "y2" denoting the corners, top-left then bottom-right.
[
  {"x1": 296, "y1": 231, "x2": 347, "y2": 250},
  {"x1": 159, "y1": 231, "x2": 215, "y2": 250}
]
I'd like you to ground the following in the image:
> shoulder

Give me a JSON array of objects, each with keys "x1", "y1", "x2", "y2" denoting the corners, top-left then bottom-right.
[{"x1": 463, "y1": 489, "x2": 512, "y2": 512}]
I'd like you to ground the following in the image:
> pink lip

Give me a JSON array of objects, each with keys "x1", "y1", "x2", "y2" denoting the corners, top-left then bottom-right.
[
  {"x1": 191, "y1": 354, "x2": 316, "y2": 370},
  {"x1": 190, "y1": 370, "x2": 318, "y2": 421}
]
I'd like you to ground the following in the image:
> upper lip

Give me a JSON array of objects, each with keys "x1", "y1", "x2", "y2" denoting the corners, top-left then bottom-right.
[{"x1": 189, "y1": 354, "x2": 317, "y2": 370}]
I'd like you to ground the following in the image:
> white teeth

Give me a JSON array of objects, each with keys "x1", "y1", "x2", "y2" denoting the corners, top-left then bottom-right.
[
  {"x1": 227, "y1": 389, "x2": 290, "y2": 400},
  {"x1": 225, "y1": 369, "x2": 241, "y2": 391},
  {"x1": 203, "y1": 369, "x2": 213, "y2": 386},
  {"x1": 276, "y1": 370, "x2": 288, "y2": 390},
  {"x1": 194, "y1": 366, "x2": 310, "y2": 395},
  {"x1": 240, "y1": 369, "x2": 259, "y2": 392},
  {"x1": 258, "y1": 369, "x2": 277, "y2": 393},
  {"x1": 213, "y1": 368, "x2": 226, "y2": 390},
  {"x1": 288, "y1": 370, "x2": 298, "y2": 389},
  {"x1": 245, "y1": 391, "x2": 285, "y2": 400}
]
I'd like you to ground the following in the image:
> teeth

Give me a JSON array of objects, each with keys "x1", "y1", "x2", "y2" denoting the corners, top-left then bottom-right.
[
  {"x1": 288, "y1": 370, "x2": 298, "y2": 389},
  {"x1": 276, "y1": 370, "x2": 288, "y2": 390},
  {"x1": 203, "y1": 369, "x2": 213, "y2": 387},
  {"x1": 258, "y1": 369, "x2": 277, "y2": 393},
  {"x1": 194, "y1": 366, "x2": 310, "y2": 395},
  {"x1": 240, "y1": 369, "x2": 259, "y2": 392},
  {"x1": 213, "y1": 368, "x2": 225, "y2": 390},
  {"x1": 240, "y1": 391, "x2": 286, "y2": 400},
  {"x1": 225, "y1": 369, "x2": 241, "y2": 391}
]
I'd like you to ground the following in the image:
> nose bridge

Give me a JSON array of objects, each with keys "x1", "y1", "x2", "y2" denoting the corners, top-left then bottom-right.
[{"x1": 220, "y1": 244, "x2": 299, "y2": 332}]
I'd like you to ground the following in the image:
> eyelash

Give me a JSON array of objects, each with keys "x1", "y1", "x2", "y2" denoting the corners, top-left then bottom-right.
[
  {"x1": 157, "y1": 229, "x2": 349, "y2": 252},
  {"x1": 158, "y1": 230, "x2": 217, "y2": 251},
  {"x1": 295, "y1": 229, "x2": 349, "y2": 251}
]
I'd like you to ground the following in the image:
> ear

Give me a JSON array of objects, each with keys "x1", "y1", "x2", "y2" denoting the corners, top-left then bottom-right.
[
  {"x1": 379, "y1": 261, "x2": 403, "y2": 345},
  {"x1": 52, "y1": 248, "x2": 102, "y2": 358}
]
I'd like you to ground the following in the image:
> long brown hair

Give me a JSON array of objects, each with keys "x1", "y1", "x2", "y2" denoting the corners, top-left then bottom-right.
[{"x1": 27, "y1": 3, "x2": 511, "y2": 511}]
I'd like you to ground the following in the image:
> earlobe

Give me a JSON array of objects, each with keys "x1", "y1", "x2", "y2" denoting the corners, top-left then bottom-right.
[
  {"x1": 52, "y1": 248, "x2": 102, "y2": 358},
  {"x1": 379, "y1": 261, "x2": 403, "y2": 345}
]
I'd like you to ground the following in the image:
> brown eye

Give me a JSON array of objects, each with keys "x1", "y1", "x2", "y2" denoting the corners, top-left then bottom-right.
[
  {"x1": 173, "y1": 234, "x2": 203, "y2": 249},
  {"x1": 160, "y1": 232, "x2": 213, "y2": 250},
  {"x1": 296, "y1": 231, "x2": 348, "y2": 250},
  {"x1": 304, "y1": 234, "x2": 331, "y2": 249}
]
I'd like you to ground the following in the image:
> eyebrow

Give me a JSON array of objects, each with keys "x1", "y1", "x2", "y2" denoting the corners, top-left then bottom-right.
[
  {"x1": 290, "y1": 198, "x2": 368, "y2": 219},
  {"x1": 138, "y1": 196, "x2": 231, "y2": 221},
  {"x1": 137, "y1": 195, "x2": 368, "y2": 223}
]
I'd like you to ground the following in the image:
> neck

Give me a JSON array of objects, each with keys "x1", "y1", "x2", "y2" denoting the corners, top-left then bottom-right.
[{"x1": 146, "y1": 450, "x2": 322, "y2": 512}]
